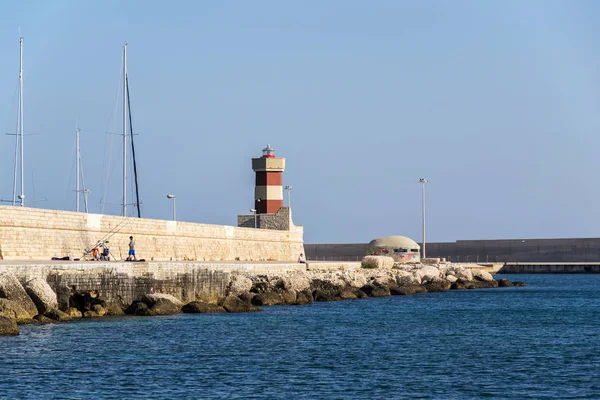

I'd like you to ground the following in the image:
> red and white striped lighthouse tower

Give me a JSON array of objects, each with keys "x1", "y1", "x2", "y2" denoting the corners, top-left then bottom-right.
[{"x1": 252, "y1": 145, "x2": 285, "y2": 214}]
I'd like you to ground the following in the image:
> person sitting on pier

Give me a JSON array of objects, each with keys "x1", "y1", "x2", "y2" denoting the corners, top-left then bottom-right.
[
  {"x1": 100, "y1": 241, "x2": 111, "y2": 261},
  {"x1": 298, "y1": 253, "x2": 306, "y2": 264},
  {"x1": 91, "y1": 246, "x2": 100, "y2": 261}
]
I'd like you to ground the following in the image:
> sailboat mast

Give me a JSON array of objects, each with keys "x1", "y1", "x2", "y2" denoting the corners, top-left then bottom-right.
[
  {"x1": 19, "y1": 36, "x2": 24, "y2": 207},
  {"x1": 122, "y1": 43, "x2": 128, "y2": 217},
  {"x1": 12, "y1": 89, "x2": 19, "y2": 206},
  {"x1": 76, "y1": 127, "x2": 80, "y2": 212}
]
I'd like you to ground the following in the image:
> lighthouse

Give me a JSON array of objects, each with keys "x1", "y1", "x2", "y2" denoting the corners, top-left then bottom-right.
[{"x1": 252, "y1": 145, "x2": 285, "y2": 214}]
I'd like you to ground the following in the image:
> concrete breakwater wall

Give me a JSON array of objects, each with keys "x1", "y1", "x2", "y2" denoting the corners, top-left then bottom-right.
[
  {"x1": 0, "y1": 206, "x2": 304, "y2": 262},
  {"x1": 306, "y1": 237, "x2": 600, "y2": 263},
  {"x1": 499, "y1": 262, "x2": 600, "y2": 274}
]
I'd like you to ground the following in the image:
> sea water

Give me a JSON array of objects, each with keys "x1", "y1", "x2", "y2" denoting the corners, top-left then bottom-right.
[{"x1": 1, "y1": 274, "x2": 599, "y2": 399}]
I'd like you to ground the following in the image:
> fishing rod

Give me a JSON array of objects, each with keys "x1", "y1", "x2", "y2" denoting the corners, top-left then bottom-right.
[{"x1": 82, "y1": 209, "x2": 138, "y2": 260}]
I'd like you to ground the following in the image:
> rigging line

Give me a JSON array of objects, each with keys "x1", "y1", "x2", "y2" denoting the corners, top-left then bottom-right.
[
  {"x1": 63, "y1": 138, "x2": 77, "y2": 210},
  {"x1": 100, "y1": 51, "x2": 125, "y2": 214},
  {"x1": 79, "y1": 140, "x2": 89, "y2": 213},
  {"x1": 83, "y1": 207, "x2": 137, "y2": 259},
  {"x1": 126, "y1": 75, "x2": 141, "y2": 218},
  {"x1": 31, "y1": 169, "x2": 36, "y2": 206},
  {"x1": 3, "y1": 77, "x2": 19, "y2": 131}
]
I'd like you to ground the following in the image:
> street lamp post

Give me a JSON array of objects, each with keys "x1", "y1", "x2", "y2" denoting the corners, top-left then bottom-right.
[
  {"x1": 284, "y1": 185, "x2": 293, "y2": 208},
  {"x1": 419, "y1": 178, "x2": 428, "y2": 259},
  {"x1": 250, "y1": 208, "x2": 257, "y2": 229},
  {"x1": 167, "y1": 194, "x2": 176, "y2": 221}
]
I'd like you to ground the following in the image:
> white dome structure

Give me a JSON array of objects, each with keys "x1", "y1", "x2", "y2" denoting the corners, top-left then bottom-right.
[{"x1": 367, "y1": 236, "x2": 421, "y2": 263}]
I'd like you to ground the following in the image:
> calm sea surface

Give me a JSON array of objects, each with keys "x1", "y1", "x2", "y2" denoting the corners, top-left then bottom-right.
[{"x1": 1, "y1": 274, "x2": 600, "y2": 399}]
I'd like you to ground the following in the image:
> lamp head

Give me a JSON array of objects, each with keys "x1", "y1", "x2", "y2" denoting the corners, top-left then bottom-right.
[{"x1": 167, "y1": 194, "x2": 176, "y2": 199}]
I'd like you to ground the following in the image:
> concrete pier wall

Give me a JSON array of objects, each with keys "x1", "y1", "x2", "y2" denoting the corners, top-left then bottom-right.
[
  {"x1": 306, "y1": 237, "x2": 600, "y2": 263},
  {"x1": 498, "y1": 262, "x2": 600, "y2": 274},
  {"x1": 0, "y1": 206, "x2": 304, "y2": 262}
]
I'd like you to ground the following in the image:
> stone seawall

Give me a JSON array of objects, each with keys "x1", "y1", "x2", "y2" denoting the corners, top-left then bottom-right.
[
  {"x1": 0, "y1": 261, "x2": 306, "y2": 305},
  {"x1": 0, "y1": 206, "x2": 304, "y2": 262}
]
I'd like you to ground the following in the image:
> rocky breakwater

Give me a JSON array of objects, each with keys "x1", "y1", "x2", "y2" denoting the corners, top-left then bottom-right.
[
  {"x1": 226, "y1": 257, "x2": 527, "y2": 308},
  {"x1": 0, "y1": 257, "x2": 526, "y2": 335}
]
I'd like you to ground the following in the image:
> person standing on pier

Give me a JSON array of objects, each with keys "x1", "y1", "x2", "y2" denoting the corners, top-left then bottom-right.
[{"x1": 127, "y1": 236, "x2": 136, "y2": 261}]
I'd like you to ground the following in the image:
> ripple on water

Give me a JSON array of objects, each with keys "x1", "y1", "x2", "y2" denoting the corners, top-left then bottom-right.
[{"x1": 1, "y1": 274, "x2": 600, "y2": 399}]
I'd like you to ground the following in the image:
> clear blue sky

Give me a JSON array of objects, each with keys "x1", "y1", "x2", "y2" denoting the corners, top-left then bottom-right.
[{"x1": 1, "y1": 0, "x2": 600, "y2": 244}]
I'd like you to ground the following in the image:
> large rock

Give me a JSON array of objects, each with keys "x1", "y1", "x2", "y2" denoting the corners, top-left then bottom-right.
[
  {"x1": 277, "y1": 275, "x2": 311, "y2": 292},
  {"x1": 312, "y1": 290, "x2": 339, "y2": 302},
  {"x1": 69, "y1": 291, "x2": 102, "y2": 313},
  {"x1": 463, "y1": 280, "x2": 498, "y2": 289},
  {"x1": 125, "y1": 301, "x2": 153, "y2": 316},
  {"x1": 412, "y1": 270, "x2": 425, "y2": 284},
  {"x1": 238, "y1": 292, "x2": 257, "y2": 305},
  {"x1": 280, "y1": 290, "x2": 297, "y2": 304},
  {"x1": 419, "y1": 266, "x2": 440, "y2": 282},
  {"x1": 149, "y1": 299, "x2": 180, "y2": 315},
  {"x1": 220, "y1": 295, "x2": 261, "y2": 313},
  {"x1": 424, "y1": 281, "x2": 451, "y2": 292},
  {"x1": 251, "y1": 292, "x2": 284, "y2": 306},
  {"x1": 342, "y1": 273, "x2": 368, "y2": 288},
  {"x1": 65, "y1": 307, "x2": 83, "y2": 319},
  {"x1": 0, "y1": 299, "x2": 37, "y2": 322},
  {"x1": 310, "y1": 278, "x2": 344, "y2": 298},
  {"x1": 142, "y1": 293, "x2": 183, "y2": 315},
  {"x1": 471, "y1": 270, "x2": 494, "y2": 282},
  {"x1": 389, "y1": 285, "x2": 424, "y2": 296},
  {"x1": 55, "y1": 285, "x2": 72, "y2": 312},
  {"x1": 103, "y1": 300, "x2": 125, "y2": 316},
  {"x1": 83, "y1": 305, "x2": 107, "y2": 318},
  {"x1": 0, "y1": 316, "x2": 19, "y2": 335},
  {"x1": 182, "y1": 302, "x2": 226, "y2": 313},
  {"x1": 337, "y1": 289, "x2": 358, "y2": 300},
  {"x1": 249, "y1": 278, "x2": 271, "y2": 294},
  {"x1": 497, "y1": 279, "x2": 513, "y2": 287},
  {"x1": 228, "y1": 275, "x2": 253, "y2": 295},
  {"x1": 0, "y1": 272, "x2": 38, "y2": 317},
  {"x1": 374, "y1": 276, "x2": 395, "y2": 287},
  {"x1": 142, "y1": 293, "x2": 184, "y2": 307},
  {"x1": 44, "y1": 308, "x2": 72, "y2": 321},
  {"x1": 0, "y1": 298, "x2": 34, "y2": 322},
  {"x1": 361, "y1": 256, "x2": 394, "y2": 269},
  {"x1": 295, "y1": 290, "x2": 314, "y2": 305},
  {"x1": 454, "y1": 268, "x2": 473, "y2": 281},
  {"x1": 33, "y1": 315, "x2": 55, "y2": 324},
  {"x1": 360, "y1": 284, "x2": 390, "y2": 298},
  {"x1": 394, "y1": 271, "x2": 419, "y2": 285},
  {"x1": 24, "y1": 278, "x2": 58, "y2": 314}
]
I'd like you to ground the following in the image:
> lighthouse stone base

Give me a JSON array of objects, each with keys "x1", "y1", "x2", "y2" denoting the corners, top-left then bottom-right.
[{"x1": 237, "y1": 207, "x2": 294, "y2": 231}]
